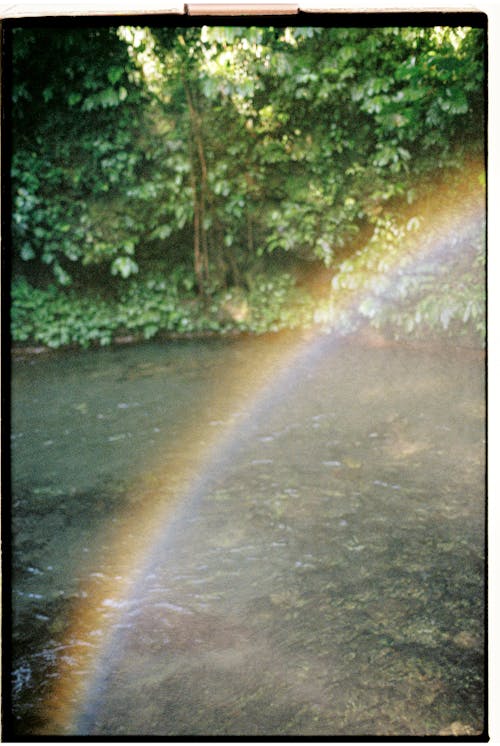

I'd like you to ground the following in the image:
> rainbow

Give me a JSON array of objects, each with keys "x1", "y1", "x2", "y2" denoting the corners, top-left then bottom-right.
[{"x1": 40, "y1": 163, "x2": 485, "y2": 735}]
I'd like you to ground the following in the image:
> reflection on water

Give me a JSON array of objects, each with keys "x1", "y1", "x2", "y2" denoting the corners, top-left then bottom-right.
[{"x1": 9, "y1": 332, "x2": 485, "y2": 736}]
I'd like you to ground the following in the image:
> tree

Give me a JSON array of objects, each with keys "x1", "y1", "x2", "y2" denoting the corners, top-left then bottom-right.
[
  {"x1": 9, "y1": 21, "x2": 485, "y2": 345},
  {"x1": 11, "y1": 26, "x2": 152, "y2": 285}
]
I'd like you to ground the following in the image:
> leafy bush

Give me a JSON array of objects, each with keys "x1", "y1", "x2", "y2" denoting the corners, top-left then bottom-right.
[
  {"x1": 10, "y1": 270, "x2": 318, "y2": 348},
  {"x1": 11, "y1": 277, "x2": 117, "y2": 348},
  {"x1": 243, "y1": 274, "x2": 316, "y2": 333},
  {"x1": 321, "y1": 198, "x2": 485, "y2": 346}
]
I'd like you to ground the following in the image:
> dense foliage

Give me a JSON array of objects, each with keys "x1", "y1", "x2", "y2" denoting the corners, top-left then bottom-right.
[
  {"x1": 9, "y1": 21, "x2": 485, "y2": 348},
  {"x1": 11, "y1": 270, "x2": 319, "y2": 348}
]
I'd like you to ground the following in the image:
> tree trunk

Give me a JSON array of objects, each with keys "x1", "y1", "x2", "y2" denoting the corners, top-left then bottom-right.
[
  {"x1": 247, "y1": 207, "x2": 254, "y2": 256},
  {"x1": 183, "y1": 76, "x2": 210, "y2": 295},
  {"x1": 187, "y1": 132, "x2": 204, "y2": 294}
]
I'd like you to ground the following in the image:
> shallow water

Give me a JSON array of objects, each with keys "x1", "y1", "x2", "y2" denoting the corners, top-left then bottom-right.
[{"x1": 9, "y1": 331, "x2": 485, "y2": 736}]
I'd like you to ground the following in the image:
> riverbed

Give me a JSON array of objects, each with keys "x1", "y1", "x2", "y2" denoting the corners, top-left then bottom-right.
[{"x1": 8, "y1": 330, "x2": 485, "y2": 736}]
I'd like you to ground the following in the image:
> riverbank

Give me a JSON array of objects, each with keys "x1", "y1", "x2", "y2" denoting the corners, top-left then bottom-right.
[
  {"x1": 11, "y1": 324, "x2": 486, "y2": 363},
  {"x1": 11, "y1": 328, "x2": 245, "y2": 358}
]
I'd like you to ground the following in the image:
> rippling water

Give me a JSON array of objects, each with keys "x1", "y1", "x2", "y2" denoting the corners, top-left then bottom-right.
[{"x1": 8, "y1": 332, "x2": 485, "y2": 736}]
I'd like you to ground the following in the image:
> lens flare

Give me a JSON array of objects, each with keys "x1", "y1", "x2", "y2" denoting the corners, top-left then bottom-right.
[{"x1": 40, "y1": 164, "x2": 485, "y2": 735}]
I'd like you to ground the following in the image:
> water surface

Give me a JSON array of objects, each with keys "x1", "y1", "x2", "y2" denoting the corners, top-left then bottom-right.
[{"x1": 9, "y1": 332, "x2": 485, "y2": 736}]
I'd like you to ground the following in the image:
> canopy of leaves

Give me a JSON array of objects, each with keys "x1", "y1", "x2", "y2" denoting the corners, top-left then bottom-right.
[{"x1": 8, "y1": 20, "x2": 485, "y2": 346}]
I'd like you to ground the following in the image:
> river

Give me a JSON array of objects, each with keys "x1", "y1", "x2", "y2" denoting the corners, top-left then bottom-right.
[{"x1": 8, "y1": 330, "x2": 485, "y2": 736}]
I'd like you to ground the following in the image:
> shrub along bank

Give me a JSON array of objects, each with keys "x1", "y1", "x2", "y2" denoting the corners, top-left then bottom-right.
[{"x1": 11, "y1": 271, "x2": 319, "y2": 349}]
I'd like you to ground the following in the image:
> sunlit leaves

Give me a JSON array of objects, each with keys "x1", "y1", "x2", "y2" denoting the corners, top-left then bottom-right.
[
  {"x1": 330, "y1": 203, "x2": 485, "y2": 345},
  {"x1": 118, "y1": 26, "x2": 171, "y2": 105},
  {"x1": 82, "y1": 86, "x2": 128, "y2": 110},
  {"x1": 372, "y1": 143, "x2": 411, "y2": 172},
  {"x1": 10, "y1": 21, "x2": 485, "y2": 320},
  {"x1": 150, "y1": 224, "x2": 173, "y2": 240},
  {"x1": 111, "y1": 256, "x2": 139, "y2": 278}
]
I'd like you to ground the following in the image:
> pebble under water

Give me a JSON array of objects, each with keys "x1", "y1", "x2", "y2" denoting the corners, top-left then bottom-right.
[{"x1": 8, "y1": 331, "x2": 485, "y2": 737}]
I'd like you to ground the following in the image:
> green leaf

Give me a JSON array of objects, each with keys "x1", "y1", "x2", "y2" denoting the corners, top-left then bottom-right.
[
  {"x1": 144, "y1": 324, "x2": 159, "y2": 339},
  {"x1": 151, "y1": 224, "x2": 172, "y2": 240},
  {"x1": 20, "y1": 243, "x2": 35, "y2": 261},
  {"x1": 68, "y1": 92, "x2": 82, "y2": 106},
  {"x1": 53, "y1": 263, "x2": 72, "y2": 286},
  {"x1": 111, "y1": 256, "x2": 139, "y2": 278},
  {"x1": 107, "y1": 66, "x2": 123, "y2": 84}
]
